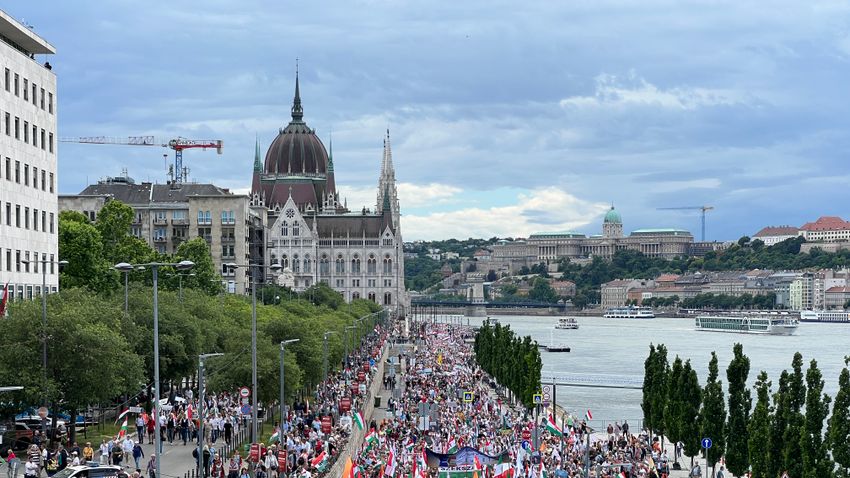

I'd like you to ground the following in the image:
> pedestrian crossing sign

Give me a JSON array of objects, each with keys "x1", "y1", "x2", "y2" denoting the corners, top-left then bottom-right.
[
  {"x1": 533, "y1": 393, "x2": 543, "y2": 404},
  {"x1": 463, "y1": 391, "x2": 474, "y2": 402}
]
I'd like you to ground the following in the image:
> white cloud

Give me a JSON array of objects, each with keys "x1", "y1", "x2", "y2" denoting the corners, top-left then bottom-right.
[
  {"x1": 401, "y1": 187, "x2": 608, "y2": 240},
  {"x1": 338, "y1": 182, "x2": 462, "y2": 210},
  {"x1": 560, "y1": 73, "x2": 748, "y2": 111}
]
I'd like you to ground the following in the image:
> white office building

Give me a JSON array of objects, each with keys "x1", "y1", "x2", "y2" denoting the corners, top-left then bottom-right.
[{"x1": 0, "y1": 11, "x2": 58, "y2": 301}]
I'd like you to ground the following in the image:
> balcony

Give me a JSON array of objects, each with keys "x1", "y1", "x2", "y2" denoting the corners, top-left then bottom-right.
[
  {"x1": 221, "y1": 236, "x2": 236, "y2": 243},
  {"x1": 172, "y1": 218, "x2": 188, "y2": 225},
  {"x1": 171, "y1": 236, "x2": 185, "y2": 244},
  {"x1": 153, "y1": 217, "x2": 168, "y2": 225},
  {"x1": 153, "y1": 236, "x2": 167, "y2": 243},
  {"x1": 221, "y1": 218, "x2": 236, "y2": 225}
]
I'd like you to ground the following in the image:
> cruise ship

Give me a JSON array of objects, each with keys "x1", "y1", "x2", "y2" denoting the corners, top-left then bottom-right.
[
  {"x1": 799, "y1": 310, "x2": 850, "y2": 323},
  {"x1": 603, "y1": 306, "x2": 655, "y2": 319},
  {"x1": 695, "y1": 315, "x2": 799, "y2": 335}
]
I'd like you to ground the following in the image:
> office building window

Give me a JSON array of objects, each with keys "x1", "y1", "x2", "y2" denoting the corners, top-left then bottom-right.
[
  {"x1": 3, "y1": 158, "x2": 8, "y2": 179},
  {"x1": 41, "y1": 170, "x2": 45, "y2": 190},
  {"x1": 33, "y1": 209, "x2": 38, "y2": 231},
  {"x1": 32, "y1": 167, "x2": 37, "y2": 188},
  {"x1": 4, "y1": 250, "x2": 9, "y2": 271},
  {"x1": 49, "y1": 173, "x2": 54, "y2": 193},
  {"x1": 40, "y1": 88, "x2": 44, "y2": 109},
  {"x1": 14, "y1": 161, "x2": 19, "y2": 183},
  {"x1": 172, "y1": 210, "x2": 186, "y2": 220},
  {"x1": 48, "y1": 92, "x2": 53, "y2": 114},
  {"x1": 23, "y1": 121, "x2": 28, "y2": 144},
  {"x1": 14, "y1": 117, "x2": 18, "y2": 139},
  {"x1": 49, "y1": 133, "x2": 53, "y2": 153},
  {"x1": 3, "y1": 113, "x2": 7, "y2": 135},
  {"x1": 15, "y1": 205, "x2": 20, "y2": 227},
  {"x1": 3, "y1": 69, "x2": 7, "y2": 91},
  {"x1": 32, "y1": 254, "x2": 37, "y2": 273},
  {"x1": 22, "y1": 79, "x2": 27, "y2": 100},
  {"x1": 197, "y1": 210, "x2": 211, "y2": 224},
  {"x1": 15, "y1": 250, "x2": 20, "y2": 272},
  {"x1": 23, "y1": 164, "x2": 28, "y2": 186},
  {"x1": 41, "y1": 211, "x2": 45, "y2": 231},
  {"x1": 4, "y1": 203, "x2": 9, "y2": 226},
  {"x1": 31, "y1": 125, "x2": 36, "y2": 147},
  {"x1": 31, "y1": 84, "x2": 36, "y2": 105},
  {"x1": 50, "y1": 255, "x2": 55, "y2": 274},
  {"x1": 13, "y1": 74, "x2": 18, "y2": 96},
  {"x1": 220, "y1": 210, "x2": 234, "y2": 224},
  {"x1": 49, "y1": 213, "x2": 54, "y2": 233},
  {"x1": 24, "y1": 207, "x2": 29, "y2": 229}
]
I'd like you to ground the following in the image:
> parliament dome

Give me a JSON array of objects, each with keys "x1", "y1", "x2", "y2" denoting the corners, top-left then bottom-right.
[{"x1": 263, "y1": 72, "x2": 329, "y2": 176}]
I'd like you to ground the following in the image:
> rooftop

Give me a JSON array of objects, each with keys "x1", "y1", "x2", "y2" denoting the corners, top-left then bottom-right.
[
  {"x1": 800, "y1": 216, "x2": 850, "y2": 232},
  {"x1": 754, "y1": 225, "x2": 799, "y2": 237},
  {"x1": 630, "y1": 228, "x2": 692, "y2": 236},
  {"x1": 529, "y1": 231, "x2": 586, "y2": 238},
  {"x1": 0, "y1": 10, "x2": 55, "y2": 55},
  {"x1": 75, "y1": 180, "x2": 241, "y2": 205}
]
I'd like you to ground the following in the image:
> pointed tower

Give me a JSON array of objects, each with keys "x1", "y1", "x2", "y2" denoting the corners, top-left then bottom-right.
[
  {"x1": 326, "y1": 132, "x2": 336, "y2": 199},
  {"x1": 376, "y1": 129, "x2": 400, "y2": 231},
  {"x1": 251, "y1": 135, "x2": 263, "y2": 197}
]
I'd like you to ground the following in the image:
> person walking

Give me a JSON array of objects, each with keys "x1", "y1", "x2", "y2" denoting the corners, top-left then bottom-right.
[
  {"x1": 136, "y1": 416, "x2": 145, "y2": 444},
  {"x1": 82, "y1": 443, "x2": 94, "y2": 463},
  {"x1": 209, "y1": 454, "x2": 224, "y2": 478},
  {"x1": 145, "y1": 416, "x2": 155, "y2": 445},
  {"x1": 146, "y1": 455, "x2": 156, "y2": 478},
  {"x1": 99, "y1": 440, "x2": 109, "y2": 465},
  {"x1": 132, "y1": 442, "x2": 144, "y2": 470}
]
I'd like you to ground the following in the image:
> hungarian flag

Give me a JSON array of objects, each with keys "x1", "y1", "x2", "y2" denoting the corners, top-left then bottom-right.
[
  {"x1": 115, "y1": 408, "x2": 130, "y2": 424},
  {"x1": 382, "y1": 449, "x2": 396, "y2": 478},
  {"x1": 585, "y1": 409, "x2": 593, "y2": 421},
  {"x1": 310, "y1": 451, "x2": 328, "y2": 472},
  {"x1": 446, "y1": 437, "x2": 458, "y2": 454},
  {"x1": 539, "y1": 462, "x2": 548, "y2": 478},
  {"x1": 354, "y1": 411, "x2": 365, "y2": 430},
  {"x1": 545, "y1": 414, "x2": 563, "y2": 437},
  {"x1": 270, "y1": 428, "x2": 281, "y2": 443},
  {"x1": 493, "y1": 463, "x2": 513, "y2": 478},
  {"x1": 117, "y1": 417, "x2": 128, "y2": 439},
  {"x1": 186, "y1": 403, "x2": 193, "y2": 420},
  {"x1": 473, "y1": 456, "x2": 483, "y2": 471},
  {"x1": 0, "y1": 283, "x2": 8, "y2": 317},
  {"x1": 365, "y1": 429, "x2": 379, "y2": 449}
]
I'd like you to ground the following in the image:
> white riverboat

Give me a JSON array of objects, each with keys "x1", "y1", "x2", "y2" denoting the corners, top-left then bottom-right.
[
  {"x1": 695, "y1": 315, "x2": 799, "y2": 335},
  {"x1": 799, "y1": 310, "x2": 850, "y2": 323},
  {"x1": 555, "y1": 317, "x2": 580, "y2": 329},
  {"x1": 603, "y1": 306, "x2": 655, "y2": 319}
]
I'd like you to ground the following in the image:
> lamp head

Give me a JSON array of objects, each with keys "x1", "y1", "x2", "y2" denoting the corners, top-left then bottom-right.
[
  {"x1": 58, "y1": 260, "x2": 69, "y2": 267},
  {"x1": 175, "y1": 260, "x2": 195, "y2": 271},
  {"x1": 269, "y1": 263, "x2": 282, "y2": 272},
  {"x1": 114, "y1": 262, "x2": 134, "y2": 272}
]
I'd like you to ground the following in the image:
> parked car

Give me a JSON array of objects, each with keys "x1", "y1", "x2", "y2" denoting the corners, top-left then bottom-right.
[
  {"x1": 52, "y1": 464, "x2": 122, "y2": 478},
  {"x1": 0, "y1": 422, "x2": 35, "y2": 451}
]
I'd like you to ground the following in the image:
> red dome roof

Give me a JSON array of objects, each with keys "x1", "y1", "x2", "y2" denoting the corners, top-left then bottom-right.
[{"x1": 264, "y1": 122, "x2": 329, "y2": 176}]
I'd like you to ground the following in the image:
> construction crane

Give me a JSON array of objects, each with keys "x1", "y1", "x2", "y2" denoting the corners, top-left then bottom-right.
[
  {"x1": 656, "y1": 205, "x2": 715, "y2": 241},
  {"x1": 59, "y1": 136, "x2": 223, "y2": 183}
]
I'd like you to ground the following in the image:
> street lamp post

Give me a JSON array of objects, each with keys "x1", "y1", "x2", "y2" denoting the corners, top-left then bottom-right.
[
  {"x1": 22, "y1": 257, "x2": 67, "y2": 444},
  {"x1": 168, "y1": 272, "x2": 196, "y2": 302},
  {"x1": 279, "y1": 339, "x2": 299, "y2": 429},
  {"x1": 322, "y1": 331, "x2": 337, "y2": 386},
  {"x1": 115, "y1": 260, "x2": 194, "y2": 478},
  {"x1": 224, "y1": 262, "x2": 282, "y2": 443},
  {"x1": 197, "y1": 353, "x2": 223, "y2": 477},
  {"x1": 344, "y1": 326, "x2": 356, "y2": 368}
]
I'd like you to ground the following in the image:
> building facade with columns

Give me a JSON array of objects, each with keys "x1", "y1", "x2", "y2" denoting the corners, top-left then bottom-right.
[{"x1": 249, "y1": 74, "x2": 408, "y2": 312}]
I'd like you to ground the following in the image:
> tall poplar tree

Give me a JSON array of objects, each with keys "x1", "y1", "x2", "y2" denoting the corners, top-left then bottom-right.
[
  {"x1": 725, "y1": 343, "x2": 752, "y2": 477},
  {"x1": 827, "y1": 357, "x2": 850, "y2": 477},
  {"x1": 748, "y1": 371, "x2": 772, "y2": 478},
  {"x1": 770, "y1": 371, "x2": 791, "y2": 478},
  {"x1": 681, "y1": 359, "x2": 703, "y2": 466},
  {"x1": 653, "y1": 344, "x2": 670, "y2": 449},
  {"x1": 643, "y1": 344, "x2": 658, "y2": 437},
  {"x1": 800, "y1": 359, "x2": 832, "y2": 478},
  {"x1": 784, "y1": 353, "x2": 806, "y2": 478},
  {"x1": 701, "y1": 352, "x2": 726, "y2": 476},
  {"x1": 665, "y1": 356, "x2": 685, "y2": 449}
]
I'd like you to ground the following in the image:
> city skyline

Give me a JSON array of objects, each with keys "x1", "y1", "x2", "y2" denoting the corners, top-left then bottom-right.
[{"x1": 20, "y1": 1, "x2": 850, "y2": 241}]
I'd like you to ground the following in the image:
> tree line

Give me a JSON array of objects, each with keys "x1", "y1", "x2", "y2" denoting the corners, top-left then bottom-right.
[
  {"x1": 473, "y1": 321, "x2": 542, "y2": 409},
  {"x1": 0, "y1": 200, "x2": 384, "y2": 444},
  {"x1": 643, "y1": 344, "x2": 850, "y2": 478}
]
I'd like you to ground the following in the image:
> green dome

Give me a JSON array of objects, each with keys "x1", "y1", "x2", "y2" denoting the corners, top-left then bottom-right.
[{"x1": 604, "y1": 206, "x2": 622, "y2": 224}]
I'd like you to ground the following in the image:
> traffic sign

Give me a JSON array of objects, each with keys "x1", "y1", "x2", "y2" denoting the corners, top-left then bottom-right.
[
  {"x1": 241, "y1": 404, "x2": 251, "y2": 416},
  {"x1": 239, "y1": 387, "x2": 250, "y2": 398},
  {"x1": 533, "y1": 393, "x2": 543, "y2": 405},
  {"x1": 701, "y1": 437, "x2": 712, "y2": 449},
  {"x1": 463, "y1": 391, "x2": 474, "y2": 403}
]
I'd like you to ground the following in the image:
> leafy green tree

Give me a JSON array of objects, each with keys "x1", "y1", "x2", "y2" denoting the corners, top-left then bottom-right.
[
  {"x1": 665, "y1": 356, "x2": 684, "y2": 449},
  {"x1": 784, "y1": 353, "x2": 807, "y2": 478},
  {"x1": 643, "y1": 344, "x2": 657, "y2": 436},
  {"x1": 701, "y1": 352, "x2": 726, "y2": 475},
  {"x1": 770, "y1": 371, "x2": 791, "y2": 478},
  {"x1": 828, "y1": 358, "x2": 850, "y2": 477},
  {"x1": 59, "y1": 211, "x2": 112, "y2": 292},
  {"x1": 725, "y1": 343, "x2": 752, "y2": 476},
  {"x1": 681, "y1": 360, "x2": 703, "y2": 466},
  {"x1": 748, "y1": 371, "x2": 772, "y2": 478},
  {"x1": 800, "y1": 359, "x2": 832, "y2": 478},
  {"x1": 528, "y1": 277, "x2": 558, "y2": 303},
  {"x1": 653, "y1": 344, "x2": 670, "y2": 446},
  {"x1": 175, "y1": 237, "x2": 220, "y2": 294}
]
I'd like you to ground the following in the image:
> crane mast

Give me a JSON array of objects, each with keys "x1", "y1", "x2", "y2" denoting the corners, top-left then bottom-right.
[{"x1": 656, "y1": 205, "x2": 715, "y2": 241}]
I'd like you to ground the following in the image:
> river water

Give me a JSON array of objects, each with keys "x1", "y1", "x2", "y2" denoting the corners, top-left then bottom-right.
[{"x1": 484, "y1": 315, "x2": 849, "y2": 427}]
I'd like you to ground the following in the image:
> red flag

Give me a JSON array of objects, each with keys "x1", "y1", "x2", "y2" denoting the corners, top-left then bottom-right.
[{"x1": 0, "y1": 282, "x2": 8, "y2": 317}]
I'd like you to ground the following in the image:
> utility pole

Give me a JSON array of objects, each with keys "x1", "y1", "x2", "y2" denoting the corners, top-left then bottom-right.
[
  {"x1": 279, "y1": 340, "x2": 299, "y2": 429},
  {"x1": 197, "y1": 353, "x2": 223, "y2": 477}
]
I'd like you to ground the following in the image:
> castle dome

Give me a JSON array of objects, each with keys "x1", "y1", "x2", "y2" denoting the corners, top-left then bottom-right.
[
  {"x1": 263, "y1": 71, "x2": 329, "y2": 177},
  {"x1": 604, "y1": 206, "x2": 622, "y2": 224}
]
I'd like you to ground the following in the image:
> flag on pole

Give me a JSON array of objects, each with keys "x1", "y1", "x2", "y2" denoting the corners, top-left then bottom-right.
[
  {"x1": 446, "y1": 437, "x2": 458, "y2": 454},
  {"x1": 545, "y1": 414, "x2": 563, "y2": 437},
  {"x1": 473, "y1": 456, "x2": 483, "y2": 471},
  {"x1": 585, "y1": 409, "x2": 593, "y2": 421},
  {"x1": 269, "y1": 429, "x2": 280, "y2": 443},
  {"x1": 186, "y1": 403, "x2": 193, "y2": 420},
  {"x1": 354, "y1": 411, "x2": 365, "y2": 430},
  {"x1": 365, "y1": 429, "x2": 379, "y2": 446},
  {"x1": 404, "y1": 438, "x2": 415, "y2": 453},
  {"x1": 310, "y1": 451, "x2": 328, "y2": 472},
  {"x1": 343, "y1": 457, "x2": 354, "y2": 478},
  {"x1": 0, "y1": 283, "x2": 9, "y2": 317},
  {"x1": 115, "y1": 408, "x2": 131, "y2": 424},
  {"x1": 493, "y1": 463, "x2": 513, "y2": 478},
  {"x1": 382, "y1": 449, "x2": 396, "y2": 478},
  {"x1": 117, "y1": 417, "x2": 128, "y2": 439}
]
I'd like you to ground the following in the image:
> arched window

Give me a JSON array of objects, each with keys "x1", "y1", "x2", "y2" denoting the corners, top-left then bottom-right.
[
  {"x1": 351, "y1": 255, "x2": 361, "y2": 274},
  {"x1": 293, "y1": 254, "x2": 300, "y2": 273},
  {"x1": 293, "y1": 222, "x2": 300, "y2": 236},
  {"x1": 383, "y1": 256, "x2": 392, "y2": 274},
  {"x1": 281, "y1": 221, "x2": 288, "y2": 237},
  {"x1": 368, "y1": 292, "x2": 376, "y2": 303},
  {"x1": 384, "y1": 292, "x2": 392, "y2": 305},
  {"x1": 336, "y1": 255, "x2": 345, "y2": 274},
  {"x1": 304, "y1": 255, "x2": 312, "y2": 273},
  {"x1": 319, "y1": 254, "x2": 330, "y2": 275},
  {"x1": 270, "y1": 253, "x2": 277, "y2": 265},
  {"x1": 281, "y1": 254, "x2": 289, "y2": 269},
  {"x1": 352, "y1": 292, "x2": 361, "y2": 300},
  {"x1": 367, "y1": 255, "x2": 377, "y2": 274}
]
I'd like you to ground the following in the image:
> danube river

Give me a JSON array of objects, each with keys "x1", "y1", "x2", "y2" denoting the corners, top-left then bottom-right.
[{"x1": 486, "y1": 315, "x2": 849, "y2": 428}]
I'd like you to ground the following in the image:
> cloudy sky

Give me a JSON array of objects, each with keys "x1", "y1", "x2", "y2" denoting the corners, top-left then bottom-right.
[{"x1": 21, "y1": 1, "x2": 850, "y2": 240}]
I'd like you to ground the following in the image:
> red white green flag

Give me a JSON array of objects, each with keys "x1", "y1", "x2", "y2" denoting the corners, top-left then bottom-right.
[
  {"x1": 545, "y1": 414, "x2": 563, "y2": 437},
  {"x1": 354, "y1": 411, "x2": 365, "y2": 430},
  {"x1": 117, "y1": 417, "x2": 128, "y2": 439}
]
